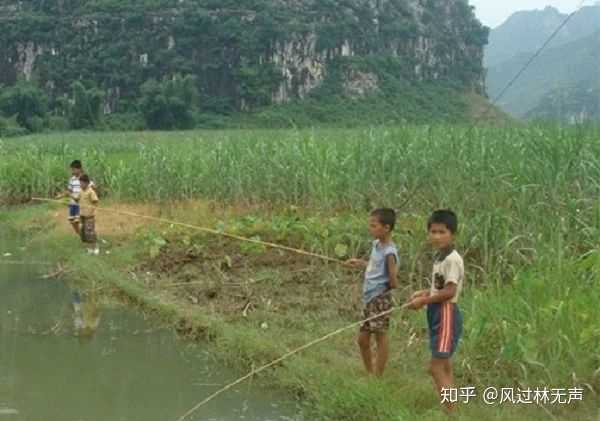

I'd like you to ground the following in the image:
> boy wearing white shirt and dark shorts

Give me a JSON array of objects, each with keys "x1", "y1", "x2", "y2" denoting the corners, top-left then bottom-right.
[
  {"x1": 406, "y1": 209, "x2": 464, "y2": 413},
  {"x1": 56, "y1": 160, "x2": 94, "y2": 235}
]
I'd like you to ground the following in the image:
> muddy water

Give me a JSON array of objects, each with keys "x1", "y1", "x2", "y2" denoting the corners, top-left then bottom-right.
[{"x1": 0, "y1": 234, "x2": 301, "y2": 421}]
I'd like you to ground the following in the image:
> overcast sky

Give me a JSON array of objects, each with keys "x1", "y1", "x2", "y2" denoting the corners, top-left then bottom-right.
[{"x1": 468, "y1": 0, "x2": 579, "y2": 28}]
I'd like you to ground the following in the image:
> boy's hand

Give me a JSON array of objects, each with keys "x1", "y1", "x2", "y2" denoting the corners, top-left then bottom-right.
[
  {"x1": 411, "y1": 290, "x2": 429, "y2": 300},
  {"x1": 404, "y1": 297, "x2": 427, "y2": 310},
  {"x1": 345, "y1": 258, "x2": 366, "y2": 269}
]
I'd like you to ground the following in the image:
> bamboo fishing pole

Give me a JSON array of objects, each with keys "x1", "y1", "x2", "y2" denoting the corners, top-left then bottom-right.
[
  {"x1": 31, "y1": 197, "x2": 347, "y2": 265},
  {"x1": 175, "y1": 304, "x2": 410, "y2": 421},
  {"x1": 0, "y1": 260, "x2": 53, "y2": 265}
]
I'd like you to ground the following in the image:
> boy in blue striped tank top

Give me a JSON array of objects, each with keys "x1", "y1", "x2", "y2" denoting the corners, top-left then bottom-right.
[
  {"x1": 55, "y1": 160, "x2": 84, "y2": 234},
  {"x1": 347, "y1": 208, "x2": 399, "y2": 377}
]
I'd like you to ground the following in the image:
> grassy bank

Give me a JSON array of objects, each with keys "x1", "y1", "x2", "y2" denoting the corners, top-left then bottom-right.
[
  {"x1": 2, "y1": 197, "x2": 598, "y2": 420},
  {"x1": 1, "y1": 126, "x2": 599, "y2": 419}
]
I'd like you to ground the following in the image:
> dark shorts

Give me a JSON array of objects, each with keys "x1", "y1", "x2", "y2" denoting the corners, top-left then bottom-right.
[
  {"x1": 360, "y1": 293, "x2": 393, "y2": 333},
  {"x1": 427, "y1": 302, "x2": 463, "y2": 359},
  {"x1": 69, "y1": 204, "x2": 80, "y2": 221},
  {"x1": 80, "y1": 216, "x2": 97, "y2": 243}
]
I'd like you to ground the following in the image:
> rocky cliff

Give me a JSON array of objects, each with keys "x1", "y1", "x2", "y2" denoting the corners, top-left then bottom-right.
[{"x1": 0, "y1": 0, "x2": 488, "y2": 114}]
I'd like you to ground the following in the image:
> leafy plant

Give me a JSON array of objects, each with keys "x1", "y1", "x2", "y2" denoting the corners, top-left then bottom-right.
[
  {"x1": 140, "y1": 231, "x2": 168, "y2": 259},
  {"x1": 139, "y1": 75, "x2": 198, "y2": 130},
  {"x1": 69, "y1": 81, "x2": 105, "y2": 129},
  {"x1": 0, "y1": 81, "x2": 48, "y2": 132}
]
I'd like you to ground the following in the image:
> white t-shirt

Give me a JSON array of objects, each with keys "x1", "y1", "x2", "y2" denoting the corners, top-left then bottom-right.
[
  {"x1": 68, "y1": 176, "x2": 81, "y2": 205},
  {"x1": 430, "y1": 249, "x2": 464, "y2": 304}
]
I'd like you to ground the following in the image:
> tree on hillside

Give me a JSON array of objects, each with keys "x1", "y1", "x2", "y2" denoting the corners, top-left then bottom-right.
[
  {"x1": 0, "y1": 81, "x2": 48, "y2": 132},
  {"x1": 69, "y1": 81, "x2": 105, "y2": 129},
  {"x1": 139, "y1": 75, "x2": 198, "y2": 130}
]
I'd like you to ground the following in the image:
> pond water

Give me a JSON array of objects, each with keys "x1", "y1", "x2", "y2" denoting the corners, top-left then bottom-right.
[{"x1": 0, "y1": 232, "x2": 301, "y2": 421}]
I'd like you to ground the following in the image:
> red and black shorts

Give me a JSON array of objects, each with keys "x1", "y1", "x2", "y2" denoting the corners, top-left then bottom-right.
[{"x1": 427, "y1": 302, "x2": 463, "y2": 359}]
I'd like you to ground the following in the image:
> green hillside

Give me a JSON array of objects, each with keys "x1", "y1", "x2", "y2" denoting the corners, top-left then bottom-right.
[{"x1": 0, "y1": 0, "x2": 489, "y2": 133}]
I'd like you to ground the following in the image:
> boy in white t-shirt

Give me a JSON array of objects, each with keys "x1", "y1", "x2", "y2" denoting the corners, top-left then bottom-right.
[
  {"x1": 55, "y1": 160, "x2": 94, "y2": 235},
  {"x1": 405, "y1": 209, "x2": 464, "y2": 413}
]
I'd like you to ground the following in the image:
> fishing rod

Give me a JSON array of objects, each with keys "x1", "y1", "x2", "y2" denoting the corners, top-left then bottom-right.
[
  {"x1": 175, "y1": 304, "x2": 410, "y2": 421},
  {"x1": 31, "y1": 197, "x2": 347, "y2": 265}
]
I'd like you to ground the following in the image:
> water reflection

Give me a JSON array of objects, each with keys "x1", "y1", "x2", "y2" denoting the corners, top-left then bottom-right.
[
  {"x1": 72, "y1": 291, "x2": 101, "y2": 340},
  {"x1": 0, "y1": 246, "x2": 301, "y2": 421}
]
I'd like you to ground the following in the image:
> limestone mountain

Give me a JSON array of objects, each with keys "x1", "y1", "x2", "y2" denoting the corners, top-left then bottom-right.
[{"x1": 0, "y1": 0, "x2": 488, "y2": 127}]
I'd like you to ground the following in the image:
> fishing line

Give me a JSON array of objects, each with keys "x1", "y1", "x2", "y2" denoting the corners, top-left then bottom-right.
[{"x1": 479, "y1": 0, "x2": 589, "y2": 119}]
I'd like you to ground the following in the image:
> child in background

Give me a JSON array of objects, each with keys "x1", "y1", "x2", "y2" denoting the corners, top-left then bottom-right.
[
  {"x1": 78, "y1": 174, "x2": 99, "y2": 255},
  {"x1": 347, "y1": 208, "x2": 399, "y2": 377},
  {"x1": 56, "y1": 160, "x2": 84, "y2": 234},
  {"x1": 56, "y1": 160, "x2": 94, "y2": 235},
  {"x1": 405, "y1": 209, "x2": 464, "y2": 412}
]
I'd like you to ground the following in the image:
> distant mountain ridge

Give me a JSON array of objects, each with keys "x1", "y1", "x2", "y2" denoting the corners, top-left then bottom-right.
[{"x1": 485, "y1": 4, "x2": 600, "y2": 120}]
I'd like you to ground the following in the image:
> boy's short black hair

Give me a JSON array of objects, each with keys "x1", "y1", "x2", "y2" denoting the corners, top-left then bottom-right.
[
  {"x1": 427, "y1": 209, "x2": 458, "y2": 234},
  {"x1": 79, "y1": 174, "x2": 90, "y2": 184},
  {"x1": 371, "y1": 208, "x2": 396, "y2": 231},
  {"x1": 70, "y1": 160, "x2": 82, "y2": 169}
]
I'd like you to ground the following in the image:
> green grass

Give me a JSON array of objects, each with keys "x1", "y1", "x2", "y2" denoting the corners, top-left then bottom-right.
[
  {"x1": 3, "y1": 125, "x2": 600, "y2": 283},
  {"x1": 1, "y1": 125, "x2": 600, "y2": 420}
]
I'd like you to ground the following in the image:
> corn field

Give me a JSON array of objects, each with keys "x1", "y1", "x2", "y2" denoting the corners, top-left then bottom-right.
[{"x1": 2, "y1": 126, "x2": 600, "y2": 259}]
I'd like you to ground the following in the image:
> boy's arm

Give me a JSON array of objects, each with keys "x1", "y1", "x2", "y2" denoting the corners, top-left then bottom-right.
[
  {"x1": 55, "y1": 186, "x2": 70, "y2": 199},
  {"x1": 386, "y1": 254, "x2": 398, "y2": 289},
  {"x1": 411, "y1": 289, "x2": 430, "y2": 299},
  {"x1": 345, "y1": 258, "x2": 368, "y2": 269},
  {"x1": 405, "y1": 284, "x2": 457, "y2": 309},
  {"x1": 421, "y1": 283, "x2": 456, "y2": 304},
  {"x1": 90, "y1": 190, "x2": 99, "y2": 204}
]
